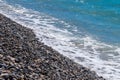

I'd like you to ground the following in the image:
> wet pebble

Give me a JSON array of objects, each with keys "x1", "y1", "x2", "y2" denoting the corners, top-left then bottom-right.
[{"x1": 0, "y1": 14, "x2": 105, "y2": 80}]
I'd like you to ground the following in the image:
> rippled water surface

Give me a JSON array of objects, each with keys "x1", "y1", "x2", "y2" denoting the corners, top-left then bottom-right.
[{"x1": 0, "y1": 0, "x2": 120, "y2": 80}]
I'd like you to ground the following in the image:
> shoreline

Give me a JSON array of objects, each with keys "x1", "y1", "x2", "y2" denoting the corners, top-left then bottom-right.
[{"x1": 0, "y1": 13, "x2": 105, "y2": 80}]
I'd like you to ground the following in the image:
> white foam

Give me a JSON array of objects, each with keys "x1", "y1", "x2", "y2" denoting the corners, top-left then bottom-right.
[
  {"x1": 0, "y1": 1, "x2": 120, "y2": 80},
  {"x1": 76, "y1": 0, "x2": 85, "y2": 4}
]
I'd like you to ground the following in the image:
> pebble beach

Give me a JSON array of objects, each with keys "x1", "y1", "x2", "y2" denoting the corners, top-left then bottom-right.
[{"x1": 0, "y1": 14, "x2": 105, "y2": 80}]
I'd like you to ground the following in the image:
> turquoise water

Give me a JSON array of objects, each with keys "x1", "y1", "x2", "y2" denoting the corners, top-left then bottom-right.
[
  {"x1": 0, "y1": 0, "x2": 120, "y2": 80},
  {"x1": 5, "y1": 0, "x2": 120, "y2": 45}
]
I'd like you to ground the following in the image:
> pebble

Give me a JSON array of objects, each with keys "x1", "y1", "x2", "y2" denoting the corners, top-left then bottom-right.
[{"x1": 0, "y1": 13, "x2": 105, "y2": 80}]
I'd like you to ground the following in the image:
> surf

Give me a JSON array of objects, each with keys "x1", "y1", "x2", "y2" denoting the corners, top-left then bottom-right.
[{"x1": 0, "y1": 0, "x2": 120, "y2": 80}]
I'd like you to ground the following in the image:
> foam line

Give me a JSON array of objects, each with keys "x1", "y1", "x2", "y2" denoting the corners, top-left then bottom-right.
[{"x1": 0, "y1": 1, "x2": 120, "y2": 80}]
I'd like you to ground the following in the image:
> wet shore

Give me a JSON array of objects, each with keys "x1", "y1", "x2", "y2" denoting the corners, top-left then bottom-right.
[{"x1": 0, "y1": 14, "x2": 105, "y2": 80}]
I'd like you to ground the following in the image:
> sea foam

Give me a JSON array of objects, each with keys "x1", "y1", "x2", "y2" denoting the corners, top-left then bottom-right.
[{"x1": 0, "y1": 0, "x2": 120, "y2": 80}]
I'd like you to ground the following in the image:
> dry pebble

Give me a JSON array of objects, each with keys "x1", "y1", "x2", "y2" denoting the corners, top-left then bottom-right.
[{"x1": 0, "y1": 13, "x2": 105, "y2": 80}]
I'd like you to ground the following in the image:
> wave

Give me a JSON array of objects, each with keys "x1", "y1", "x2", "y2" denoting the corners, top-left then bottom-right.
[{"x1": 0, "y1": 0, "x2": 120, "y2": 80}]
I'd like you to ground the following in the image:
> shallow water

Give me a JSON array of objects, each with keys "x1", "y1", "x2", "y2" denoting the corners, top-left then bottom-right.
[{"x1": 0, "y1": 0, "x2": 120, "y2": 80}]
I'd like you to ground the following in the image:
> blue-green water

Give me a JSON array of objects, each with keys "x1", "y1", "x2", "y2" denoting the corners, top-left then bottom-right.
[
  {"x1": 0, "y1": 0, "x2": 120, "y2": 80},
  {"x1": 4, "y1": 0, "x2": 120, "y2": 45}
]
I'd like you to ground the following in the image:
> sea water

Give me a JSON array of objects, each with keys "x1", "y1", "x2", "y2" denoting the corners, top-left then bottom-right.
[{"x1": 0, "y1": 0, "x2": 120, "y2": 80}]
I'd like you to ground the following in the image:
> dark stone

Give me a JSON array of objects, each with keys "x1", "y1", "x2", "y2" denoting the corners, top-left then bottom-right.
[
  {"x1": 0, "y1": 13, "x2": 105, "y2": 80},
  {"x1": 15, "y1": 58, "x2": 21, "y2": 63}
]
